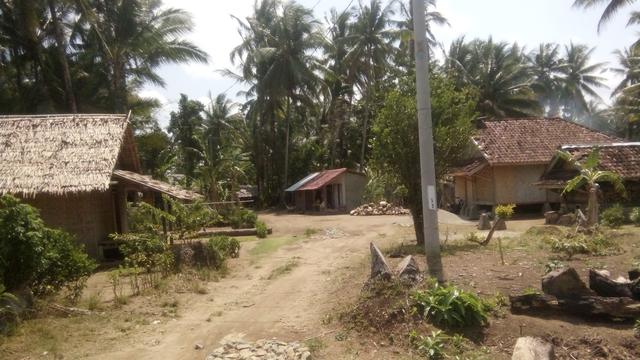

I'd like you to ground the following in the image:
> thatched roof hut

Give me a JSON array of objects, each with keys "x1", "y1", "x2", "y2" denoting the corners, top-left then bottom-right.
[
  {"x1": 0, "y1": 114, "x2": 200, "y2": 258},
  {"x1": 0, "y1": 114, "x2": 140, "y2": 196}
]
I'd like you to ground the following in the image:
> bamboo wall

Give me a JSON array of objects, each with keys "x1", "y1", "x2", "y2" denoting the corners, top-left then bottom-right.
[{"x1": 23, "y1": 191, "x2": 117, "y2": 258}]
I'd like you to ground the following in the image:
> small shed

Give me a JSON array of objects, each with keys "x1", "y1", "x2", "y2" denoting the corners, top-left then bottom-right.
[
  {"x1": 285, "y1": 168, "x2": 366, "y2": 212},
  {"x1": 0, "y1": 114, "x2": 201, "y2": 258}
]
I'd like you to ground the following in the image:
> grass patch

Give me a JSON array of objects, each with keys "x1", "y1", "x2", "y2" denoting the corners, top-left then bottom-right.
[
  {"x1": 249, "y1": 236, "x2": 299, "y2": 257},
  {"x1": 304, "y1": 228, "x2": 319, "y2": 237},
  {"x1": 82, "y1": 292, "x2": 103, "y2": 311},
  {"x1": 236, "y1": 235, "x2": 259, "y2": 243},
  {"x1": 267, "y1": 258, "x2": 300, "y2": 280},
  {"x1": 305, "y1": 337, "x2": 327, "y2": 354},
  {"x1": 385, "y1": 242, "x2": 424, "y2": 257},
  {"x1": 0, "y1": 312, "x2": 138, "y2": 359}
]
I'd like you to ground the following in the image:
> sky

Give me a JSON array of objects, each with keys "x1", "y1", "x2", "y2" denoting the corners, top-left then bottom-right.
[{"x1": 140, "y1": 0, "x2": 636, "y2": 128}]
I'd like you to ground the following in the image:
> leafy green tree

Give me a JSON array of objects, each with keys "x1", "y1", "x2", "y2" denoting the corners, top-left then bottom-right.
[
  {"x1": 559, "y1": 148, "x2": 626, "y2": 227},
  {"x1": 168, "y1": 94, "x2": 205, "y2": 187},
  {"x1": 372, "y1": 73, "x2": 477, "y2": 245},
  {"x1": 0, "y1": 195, "x2": 96, "y2": 296}
]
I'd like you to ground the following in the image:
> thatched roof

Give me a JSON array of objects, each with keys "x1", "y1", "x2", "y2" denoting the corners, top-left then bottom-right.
[
  {"x1": 0, "y1": 114, "x2": 138, "y2": 197},
  {"x1": 113, "y1": 170, "x2": 202, "y2": 201}
]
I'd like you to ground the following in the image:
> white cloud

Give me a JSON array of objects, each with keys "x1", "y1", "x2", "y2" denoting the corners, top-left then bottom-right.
[{"x1": 138, "y1": 89, "x2": 168, "y2": 104}]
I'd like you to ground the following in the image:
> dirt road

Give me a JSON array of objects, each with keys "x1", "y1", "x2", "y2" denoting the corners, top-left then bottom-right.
[{"x1": 92, "y1": 213, "x2": 419, "y2": 360}]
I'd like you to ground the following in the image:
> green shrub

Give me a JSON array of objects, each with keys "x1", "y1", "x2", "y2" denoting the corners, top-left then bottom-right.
[
  {"x1": 409, "y1": 330, "x2": 447, "y2": 359},
  {"x1": 412, "y1": 283, "x2": 489, "y2": 328},
  {"x1": 114, "y1": 233, "x2": 175, "y2": 275},
  {"x1": 495, "y1": 204, "x2": 515, "y2": 219},
  {"x1": 601, "y1": 204, "x2": 626, "y2": 228},
  {"x1": 127, "y1": 198, "x2": 218, "y2": 241},
  {"x1": 112, "y1": 233, "x2": 175, "y2": 293},
  {"x1": 548, "y1": 232, "x2": 618, "y2": 259},
  {"x1": 629, "y1": 208, "x2": 640, "y2": 226},
  {"x1": 204, "y1": 236, "x2": 241, "y2": 270},
  {"x1": 228, "y1": 207, "x2": 257, "y2": 229},
  {"x1": 0, "y1": 285, "x2": 21, "y2": 335},
  {"x1": 255, "y1": 220, "x2": 268, "y2": 238},
  {"x1": 0, "y1": 195, "x2": 96, "y2": 297}
]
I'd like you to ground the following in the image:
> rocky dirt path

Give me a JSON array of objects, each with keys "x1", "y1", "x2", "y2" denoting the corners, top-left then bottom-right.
[{"x1": 91, "y1": 213, "x2": 415, "y2": 360}]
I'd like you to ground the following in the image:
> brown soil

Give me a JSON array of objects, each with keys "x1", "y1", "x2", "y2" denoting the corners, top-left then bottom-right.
[{"x1": 2, "y1": 213, "x2": 640, "y2": 359}]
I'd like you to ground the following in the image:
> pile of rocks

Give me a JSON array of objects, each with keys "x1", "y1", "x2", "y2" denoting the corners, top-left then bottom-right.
[
  {"x1": 350, "y1": 201, "x2": 409, "y2": 216},
  {"x1": 206, "y1": 339, "x2": 311, "y2": 360}
]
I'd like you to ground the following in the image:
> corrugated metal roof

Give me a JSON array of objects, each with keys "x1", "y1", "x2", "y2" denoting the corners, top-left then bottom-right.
[
  {"x1": 285, "y1": 172, "x2": 320, "y2": 192},
  {"x1": 298, "y1": 168, "x2": 348, "y2": 191}
]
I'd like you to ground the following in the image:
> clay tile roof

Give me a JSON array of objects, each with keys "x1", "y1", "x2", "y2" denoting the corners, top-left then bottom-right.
[
  {"x1": 474, "y1": 118, "x2": 618, "y2": 166},
  {"x1": 562, "y1": 143, "x2": 640, "y2": 180},
  {"x1": 449, "y1": 158, "x2": 488, "y2": 176},
  {"x1": 0, "y1": 113, "x2": 137, "y2": 197}
]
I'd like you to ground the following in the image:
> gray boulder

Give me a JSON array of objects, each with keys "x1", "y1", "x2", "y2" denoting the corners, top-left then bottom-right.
[
  {"x1": 493, "y1": 218, "x2": 507, "y2": 231},
  {"x1": 556, "y1": 213, "x2": 576, "y2": 227},
  {"x1": 370, "y1": 243, "x2": 392, "y2": 281},
  {"x1": 512, "y1": 337, "x2": 554, "y2": 360},
  {"x1": 542, "y1": 267, "x2": 593, "y2": 299},
  {"x1": 395, "y1": 256, "x2": 422, "y2": 283},
  {"x1": 544, "y1": 211, "x2": 559, "y2": 225},
  {"x1": 478, "y1": 213, "x2": 491, "y2": 230}
]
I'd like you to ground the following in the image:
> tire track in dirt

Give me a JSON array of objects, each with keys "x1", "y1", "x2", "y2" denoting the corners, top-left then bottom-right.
[{"x1": 91, "y1": 214, "x2": 413, "y2": 360}]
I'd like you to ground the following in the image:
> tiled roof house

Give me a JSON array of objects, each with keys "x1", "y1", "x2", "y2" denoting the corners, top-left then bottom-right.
[{"x1": 451, "y1": 118, "x2": 619, "y2": 218}]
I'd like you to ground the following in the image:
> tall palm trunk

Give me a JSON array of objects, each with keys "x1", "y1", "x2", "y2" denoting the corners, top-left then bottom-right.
[
  {"x1": 282, "y1": 96, "x2": 292, "y2": 205},
  {"x1": 48, "y1": 0, "x2": 77, "y2": 113},
  {"x1": 329, "y1": 96, "x2": 348, "y2": 166},
  {"x1": 359, "y1": 63, "x2": 372, "y2": 171},
  {"x1": 111, "y1": 57, "x2": 128, "y2": 113},
  {"x1": 587, "y1": 183, "x2": 600, "y2": 227}
]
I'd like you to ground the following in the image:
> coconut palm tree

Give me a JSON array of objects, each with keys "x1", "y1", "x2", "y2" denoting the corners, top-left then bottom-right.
[
  {"x1": 611, "y1": 47, "x2": 640, "y2": 138},
  {"x1": 528, "y1": 43, "x2": 567, "y2": 116},
  {"x1": 323, "y1": 7, "x2": 355, "y2": 167},
  {"x1": 46, "y1": 0, "x2": 76, "y2": 112},
  {"x1": 168, "y1": 94, "x2": 205, "y2": 187},
  {"x1": 346, "y1": 0, "x2": 396, "y2": 170},
  {"x1": 229, "y1": 0, "x2": 323, "y2": 204},
  {"x1": 260, "y1": 1, "x2": 323, "y2": 200},
  {"x1": 573, "y1": 0, "x2": 638, "y2": 31},
  {"x1": 611, "y1": 47, "x2": 640, "y2": 95},
  {"x1": 560, "y1": 148, "x2": 625, "y2": 227},
  {"x1": 395, "y1": 0, "x2": 449, "y2": 56},
  {"x1": 460, "y1": 38, "x2": 541, "y2": 117},
  {"x1": 74, "y1": 0, "x2": 208, "y2": 112},
  {"x1": 561, "y1": 43, "x2": 608, "y2": 119}
]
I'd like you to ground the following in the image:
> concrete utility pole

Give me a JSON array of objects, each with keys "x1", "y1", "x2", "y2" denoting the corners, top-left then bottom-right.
[{"x1": 411, "y1": 0, "x2": 444, "y2": 282}]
